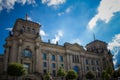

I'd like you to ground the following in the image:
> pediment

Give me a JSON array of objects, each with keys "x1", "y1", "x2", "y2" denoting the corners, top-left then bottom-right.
[{"x1": 67, "y1": 43, "x2": 84, "y2": 51}]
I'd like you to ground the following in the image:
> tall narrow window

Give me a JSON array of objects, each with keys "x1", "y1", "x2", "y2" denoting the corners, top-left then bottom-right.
[
  {"x1": 43, "y1": 69, "x2": 47, "y2": 74},
  {"x1": 72, "y1": 55, "x2": 74, "y2": 62},
  {"x1": 86, "y1": 59, "x2": 88, "y2": 65},
  {"x1": 23, "y1": 63, "x2": 30, "y2": 74},
  {"x1": 43, "y1": 62, "x2": 47, "y2": 67},
  {"x1": 96, "y1": 61, "x2": 99, "y2": 65},
  {"x1": 43, "y1": 53, "x2": 47, "y2": 60},
  {"x1": 52, "y1": 55, "x2": 55, "y2": 61},
  {"x1": 91, "y1": 60, "x2": 94, "y2": 65},
  {"x1": 61, "y1": 64, "x2": 64, "y2": 68},
  {"x1": 86, "y1": 66, "x2": 89, "y2": 71},
  {"x1": 52, "y1": 63, "x2": 56, "y2": 68},
  {"x1": 60, "y1": 55, "x2": 63, "y2": 62},
  {"x1": 77, "y1": 55, "x2": 79, "y2": 63},
  {"x1": 52, "y1": 70, "x2": 56, "y2": 77}
]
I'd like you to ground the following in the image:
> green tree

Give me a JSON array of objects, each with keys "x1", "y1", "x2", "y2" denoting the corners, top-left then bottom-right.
[
  {"x1": 57, "y1": 67, "x2": 66, "y2": 80},
  {"x1": 106, "y1": 65, "x2": 113, "y2": 76},
  {"x1": 66, "y1": 69, "x2": 78, "y2": 80},
  {"x1": 44, "y1": 72, "x2": 51, "y2": 80},
  {"x1": 102, "y1": 70, "x2": 111, "y2": 80},
  {"x1": 102, "y1": 65, "x2": 114, "y2": 80},
  {"x1": 113, "y1": 70, "x2": 119, "y2": 79},
  {"x1": 7, "y1": 63, "x2": 26, "y2": 80},
  {"x1": 85, "y1": 71, "x2": 95, "y2": 80},
  {"x1": 113, "y1": 67, "x2": 120, "y2": 79}
]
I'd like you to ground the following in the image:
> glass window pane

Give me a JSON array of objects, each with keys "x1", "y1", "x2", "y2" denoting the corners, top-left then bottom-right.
[
  {"x1": 43, "y1": 53, "x2": 47, "y2": 60},
  {"x1": 23, "y1": 50, "x2": 32, "y2": 57},
  {"x1": 23, "y1": 63, "x2": 30, "y2": 74},
  {"x1": 52, "y1": 63, "x2": 55, "y2": 68},
  {"x1": 60, "y1": 56, "x2": 63, "y2": 62},
  {"x1": 43, "y1": 62, "x2": 47, "y2": 67},
  {"x1": 52, "y1": 55, "x2": 55, "y2": 61}
]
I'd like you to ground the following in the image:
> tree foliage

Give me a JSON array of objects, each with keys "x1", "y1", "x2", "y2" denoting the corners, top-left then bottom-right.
[
  {"x1": 44, "y1": 72, "x2": 51, "y2": 80},
  {"x1": 113, "y1": 70, "x2": 119, "y2": 78},
  {"x1": 85, "y1": 71, "x2": 95, "y2": 79},
  {"x1": 102, "y1": 70, "x2": 111, "y2": 80},
  {"x1": 7, "y1": 63, "x2": 26, "y2": 77},
  {"x1": 106, "y1": 65, "x2": 113, "y2": 76},
  {"x1": 66, "y1": 69, "x2": 78, "y2": 80},
  {"x1": 57, "y1": 67, "x2": 66, "y2": 77},
  {"x1": 113, "y1": 67, "x2": 120, "y2": 78},
  {"x1": 102, "y1": 65, "x2": 113, "y2": 79}
]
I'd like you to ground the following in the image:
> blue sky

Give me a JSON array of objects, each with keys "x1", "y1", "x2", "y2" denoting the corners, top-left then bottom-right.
[{"x1": 0, "y1": 0, "x2": 120, "y2": 68}]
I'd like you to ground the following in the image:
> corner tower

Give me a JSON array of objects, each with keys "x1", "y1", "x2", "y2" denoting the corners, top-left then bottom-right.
[{"x1": 4, "y1": 19, "x2": 42, "y2": 74}]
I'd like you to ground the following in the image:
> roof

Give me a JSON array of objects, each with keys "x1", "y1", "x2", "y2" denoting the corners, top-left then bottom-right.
[{"x1": 86, "y1": 40, "x2": 107, "y2": 47}]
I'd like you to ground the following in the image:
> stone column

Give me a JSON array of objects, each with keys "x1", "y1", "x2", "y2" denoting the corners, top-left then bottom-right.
[
  {"x1": 17, "y1": 39, "x2": 22, "y2": 63},
  {"x1": 66, "y1": 54, "x2": 69, "y2": 71},
  {"x1": 35, "y1": 42, "x2": 40, "y2": 72},
  {"x1": 56, "y1": 54, "x2": 59, "y2": 70},
  {"x1": 4, "y1": 47, "x2": 9, "y2": 72},
  {"x1": 69, "y1": 54, "x2": 72, "y2": 69},
  {"x1": 48, "y1": 52, "x2": 51, "y2": 73},
  {"x1": 10, "y1": 40, "x2": 17, "y2": 63}
]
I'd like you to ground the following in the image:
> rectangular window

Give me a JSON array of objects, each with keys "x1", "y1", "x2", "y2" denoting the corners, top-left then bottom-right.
[
  {"x1": 72, "y1": 55, "x2": 74, "y2": 62},
  {"x1": 86, "y1": 59, "x2": 88, "y2": 65},
  {"x1": 61, "y1": 64, "x2": 64, "y2": 68},
  {"x1": 43, "y1": 69, "x2": 47, "y2": 74},
  {"x1": 52, "y1": 63, "x2": 56, "y2": 68},
  {"x1": 52, "y1": 55, "x2": 55, "y2": 61},
  {"x1": 52, "y1": 70, "x2": 56, "y2": 77},
  {"x1": 86, "y1": 66, "x2": 89, "y2": 71},
  {"x1": 77, "y1": 55, "x2": 79, "y2": 63},
  {"x1": 43, "y1": 62, "x2": 47, "y2": 67},
  {"x1": 91, "y1": 60, "x2": 94, "y2": 65},
  {"x1": 60, "y1": 56, "x2": 63, "y2": 62},
  {"x1": 92, "y1": 67, "x2": 95, "y2": 71},
  {"x1": 96, "y1": 61, "x2": 99, "y2": 65},
  {"x1": 23, "y1": 63, "x2": 30, "y2": 74},
  {"x1": 43, "y1": 53, "x2": 47, "y2": 60}
]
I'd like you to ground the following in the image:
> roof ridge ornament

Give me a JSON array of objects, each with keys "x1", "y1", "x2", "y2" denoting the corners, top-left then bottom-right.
[
  {"x1": 25, "y1": 14, "x2": 28, "y2": 20},
  {"x1": 93, "y1": 33, "x2": 96, "y2": 41}
]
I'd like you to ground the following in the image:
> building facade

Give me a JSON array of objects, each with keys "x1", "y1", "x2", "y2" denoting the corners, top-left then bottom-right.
[{"x1": 0, "y1": 18, "x2": 113, "y2": 80}]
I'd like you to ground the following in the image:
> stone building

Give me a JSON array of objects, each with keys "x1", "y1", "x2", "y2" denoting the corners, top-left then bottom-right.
[{"x1": 0, "y1": 18, "x2": 113, "y2": 80}]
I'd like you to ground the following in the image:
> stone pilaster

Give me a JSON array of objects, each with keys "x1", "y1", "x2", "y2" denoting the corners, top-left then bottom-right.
[
  {"x1": 17, "y1": 39, "x2": 22, "y2": 63},
  {"x1": 35, "y1": 42, "x2": 40, "y2": 72},
  {"x1": 4, "y1": 47, "x2": 9, "y2": 72},
  {"x1": 48, "y1": 53, "x2": 51, "y2": 72}
]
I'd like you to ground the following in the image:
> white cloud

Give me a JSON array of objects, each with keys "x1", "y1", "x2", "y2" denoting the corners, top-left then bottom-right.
[
  {"x1": 0, "y1": 0, "x2": 36, "y2": 12},
  {"x1": 51, "y1": 30, "x2": 63, "y2": 44},
  {"x1": 58, "y1": 12, "x2": 64, "y2": 16},
  {"x1": 58, "y1": 6, "x2": 72, "y2": 16},
  {"x1": 66, "y1": 7, "x2": 71, "y2": 13},
  {"x1": 39, "y1": 30, "x2": 47, "y2": 37},
  {"x1": 42, "y1": 0, "x2": 66, "y2": 7},
  {"x1": 87, "y1": 0, "x2": 120, "y2": 30},
  {"x1": 5, "y1": 28, "x2": 13, "y2": 31},
  {"x1": 27, "y1": 16, "x2": 32, "y2": 21},
  {"x1": 108, "y1": 34, "x2": 120, "y2": 67},
  {"x1": 71, "y1": 38, "x2": 82, "y2": 45}
]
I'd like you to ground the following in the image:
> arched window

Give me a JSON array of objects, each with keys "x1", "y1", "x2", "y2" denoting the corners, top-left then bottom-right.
[
  {"x1": 22, "y1": 50, "x2": 32, "y2": 57},
  {"x1": 32, "y1": 29, "x2": 35, "y2": 33}
]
